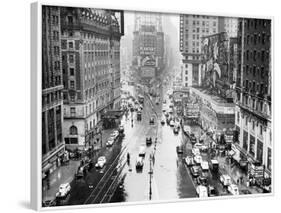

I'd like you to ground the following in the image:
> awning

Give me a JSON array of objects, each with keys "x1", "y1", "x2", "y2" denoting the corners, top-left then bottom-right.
[{"x1": 42, "y1": 163, "x2": 52, "y2": 173}]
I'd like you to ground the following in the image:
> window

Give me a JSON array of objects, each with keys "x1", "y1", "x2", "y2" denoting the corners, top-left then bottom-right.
[
  {"x1": 69, "y1": 54, "x2": 74, "y2": 63},
  {"x1": 68, "y1": 16, "x2": 73, "y2": 24},
  {"x1": 249, "y1": 135, "x2": 255, "y2": 156},
  {"x1": 70, "y1": 94, "x2": 75, "y2": 102},
  {"x1": 267, "y1": 148, "x2": 272, "y2": 171},
  {"x1": 70, "y1": 68, "x2": 74, "y2": 76},
  {"x1": 69, "y1": 125, "x2": 78, "y2": 135},
  {"x1": 252, "y1": 121, "x2": 255, "y2": 130},
  {"x1": 68, "y1": 41, "x2": 74, "y2": 49},
  {"x1": 260, "y1": 125, "x2": 263, "y2": 136},
  {"x1": 70, "y1": 107, "x2": 76, "y2": 117},
  {"x1": 70, "y1": 81, "x2": 75, "y2": 89}
]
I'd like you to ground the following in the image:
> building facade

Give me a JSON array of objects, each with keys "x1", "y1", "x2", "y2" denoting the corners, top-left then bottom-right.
[
  {"x1": 60, "y1": 8, "x2": 124, "y2": 148},
  {"x1": 132, "y1": 12, "x2": 164, "y2": 83},
  {"x1": 42, "y1": 6, "x2": 65, "y2": 177},
  {"x1": 218, "y1": 17, "x2": 238, "y2": 37},
  {"x1": 236, "y1": 18, "x2": 272, "y2": 179},
  {"x1": 180, "y1": 15, "x2": 219, "y2": 88}
]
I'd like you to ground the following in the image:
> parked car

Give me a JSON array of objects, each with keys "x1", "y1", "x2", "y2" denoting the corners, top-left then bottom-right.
[
  {"x1": 136, "y1": 157, "x2": 144, "y2": 170},
  {"x1": 228, "y1": 184, "x2": 239, "y2": 195},
  {"x1": 200, "y1": 161, "x2": 209, "y2": 171},
  {"x1": 196, "y1": 174, "x2": 208, "y2": 186},
  {"x1": 42, "y1": 199, "x2": 57, "y2": 207},
  {"x1": 192, "y1": 148, "x2": 200, "y2": 156},
  {"x1": 194, "y1": 155, "x2": 203, "y2": 165},
  {"x1": 95, "y1": 156, "x2": 106, "y2": 169},
  {"x1": 220, "y1": 174, "x2": 232, "y2": 186},
  {"x1": 210, "y1": 159, "x2": 219, "y2": 172},
  {"x1": 106, "y1": 137, "x2": 115, "y2": 147},
  {"x1": 196, "y1": 185, "x2": 208, "y2": 198},
  {"x1": 185, "y1": 156, "x2": 194, "y2": 167},
  {"x1": 161, "y1": 119, "x2": 165, "y2": 125},
  {"x1": 138, "y1": 145, "x2": 146, "y2": 157},
  {"x1": 190, "y1": 165, "x2": 201, "y2": 177},
  {"x1": 56, "y1": 183, "x2": 71, "y2": 198},
  {"x1": 208, "y1": 185, "x2": 218, "y2": 197},
  {"x1": 190, "y1": 134, "x2": 197, "y2": 144},
  {"x1": 193, "y1": 143, "x2": 202, "y2": 150}
]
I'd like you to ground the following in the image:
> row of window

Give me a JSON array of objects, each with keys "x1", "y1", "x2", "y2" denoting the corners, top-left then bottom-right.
[
  {"x1": 244, "y1": 49, "x2": 270, "y2": 62},
  {"x1": 42, "y1": 90, "x2": 62, "y2": 107},
  {"x1": 244, "y1": 64, "x2": 267, "y2": 78},
  {"x1": 244, "y1": 79, "x2": 267, "y2": 95},
  {"x1": 245, "y1": 32, "x2": 270, "y2": 46}
]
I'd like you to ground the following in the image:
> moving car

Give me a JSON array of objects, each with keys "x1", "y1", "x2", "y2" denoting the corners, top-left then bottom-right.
[
  {"x1": 196, "y1": 185, "x2": 208, "y2": 198},
  {"x1": 56, "y1": 183, "x2": 71, "y2": 199},
  {"x1": 185, "y1": 156, "x2": 194, "y2": 167},
  {"x1": 135, "y1": 157, "x2": 144, "y2": 170},
  {"x1": 119, "y1": 125, "x2": 124, "y2": 134},
  {"x1": 190, "y1": 165, "x2": 201, "y2": 177},
  {"x1": 138, "y1": 145, "x2": 146, "y2": 157},
  {"x1": 173, "y1": 127, "x2": 179, "y2": 134},
  {"x1": 169, "y1": 120, "x2": 175, "y2": 127},
  {"x1": 228, "y1": 184, "x2": 239, "y2": 195},
  {"x1": 192, "y1": 148, "x2": 200, "y2": 156},
  {"x1": 106, "y1": 137, "x2": 115, "y2": 147},
  {"x1": 146, "y1": 137, "x2": 152, "y2": 145},
  {"x1": 210, "y1": 159, "x2": 219, "y2": 172},
  {"x1": 176, "y1": 145, "x2": 183, "y2": 154},
  {"x1": 149, "y1": 117, "x2": 155, "y2": 125},
  {"x1": 95, "y1": 156, "x2": 106, "y2": 169},
  {"x1": 194, "y1": 155, "x2": 203, "y2": 164},
  {"x1": 220, "y1": 174, "x2": 232, "y2": 186},
  {"x1": 200, "y1": 161, "x2": 209, "y2": 171}
]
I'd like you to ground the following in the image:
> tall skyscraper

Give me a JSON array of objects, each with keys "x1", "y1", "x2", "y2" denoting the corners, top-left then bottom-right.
[
  {"x1": 132, "y1": 12, "x2": 164, "y2": 83},
  {"x1": 60, "y1": 8, "x2": 124, "y2": 148},
  {"x1": 235, "y1": 18, "x2": 272, "y2": 180},
  {"x1": 42, "y1": 5, "x2": 64, "y2": 178},
  {"x1": 218, "y1": 17, "x2": 238, "y2": 37},
  {"x1": 179, "y1": 15, "x2": 219, "y2": 87}
]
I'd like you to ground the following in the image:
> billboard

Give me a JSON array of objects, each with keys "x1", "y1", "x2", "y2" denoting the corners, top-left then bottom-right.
[{"x1": 141, "y1": 66, "x2": 155, "y2": 78}]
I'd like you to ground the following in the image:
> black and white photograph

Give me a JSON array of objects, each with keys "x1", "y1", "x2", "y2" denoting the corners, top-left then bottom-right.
[{"x1": 38, "y1": 3, "x2": 272, "y2": 209}]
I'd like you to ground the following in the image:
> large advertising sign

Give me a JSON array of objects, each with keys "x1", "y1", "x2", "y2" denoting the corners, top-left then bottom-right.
[{"x1": 141, "y1": 66, "x2": 155, "y2": 78}]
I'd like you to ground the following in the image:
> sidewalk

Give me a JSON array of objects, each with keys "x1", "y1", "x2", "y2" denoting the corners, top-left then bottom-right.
[
  {"x1": 217, "y1": 155, "x2": 263, "y2": 194},
  {"x1": 42, "y1": 127, "x2": 119, "y2": 202},
  {"x1": 200, "y1": 130, "x2": 264, "y2": 194},
  {"x1": 42, "y1": 160, "x2": 80, "y2": 201}
]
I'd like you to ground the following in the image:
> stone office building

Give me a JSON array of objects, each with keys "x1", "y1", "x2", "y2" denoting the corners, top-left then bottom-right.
[
  {"x1": 179, "y1": 14, "x2": 219, "y2": 88},
  {"x1": 235, "y1": 18, "x2": 272, "y2": 180},
  {"x1": 60, "y1": 8, "x2": 124, "y2": 149},
  {"x1": 42, "y1": 6, "x2": 65, "y2": 177}
]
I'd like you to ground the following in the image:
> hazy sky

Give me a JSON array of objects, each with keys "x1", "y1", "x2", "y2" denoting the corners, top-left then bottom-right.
[{"x1": 123, "y1": 10, "x2": 179, "y2": 37}]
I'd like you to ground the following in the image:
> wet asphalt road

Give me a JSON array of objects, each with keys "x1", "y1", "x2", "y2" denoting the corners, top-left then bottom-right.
[{"x1": 58, "y1": 83, "x2": 199, "y2": 206}]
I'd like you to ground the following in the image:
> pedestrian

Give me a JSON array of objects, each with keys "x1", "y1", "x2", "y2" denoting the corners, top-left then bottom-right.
[
  {"x1": 240, "y1": 176, "x2": 243, "y2": 184},
  {"x1": 237, "y1": 178, "x2": 239, "y2": 185}
]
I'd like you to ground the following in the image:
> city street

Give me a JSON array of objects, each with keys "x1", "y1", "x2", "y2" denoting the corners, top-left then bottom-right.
[{"x1": 41, "y1": 7, "x2": 272, "y2": 208}]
